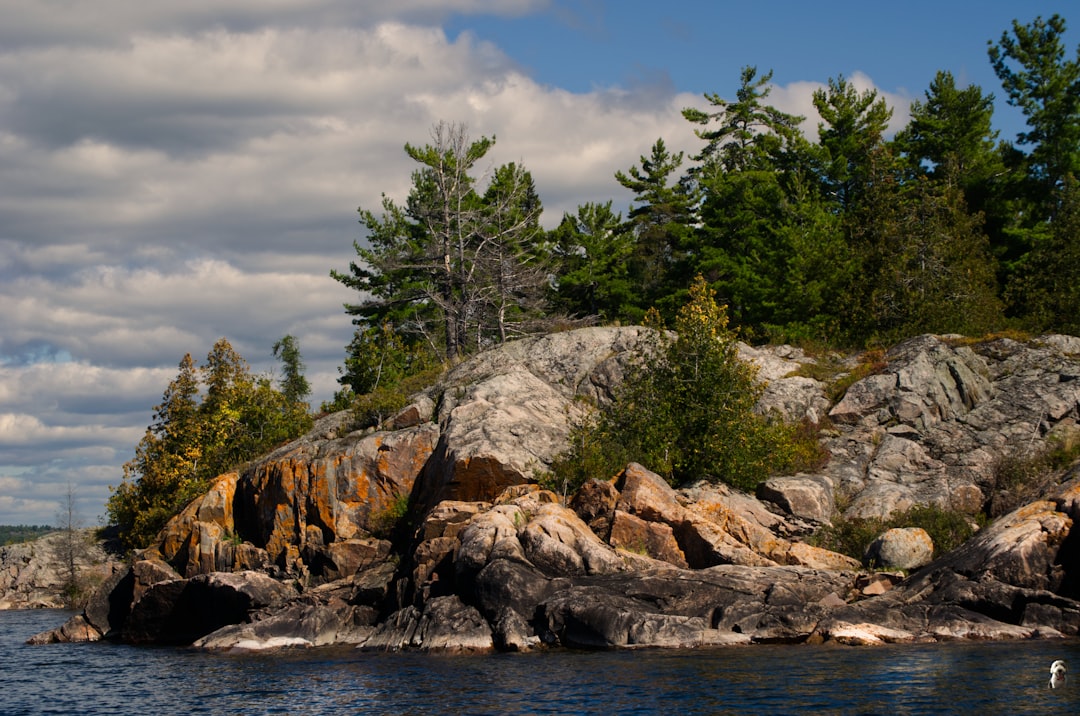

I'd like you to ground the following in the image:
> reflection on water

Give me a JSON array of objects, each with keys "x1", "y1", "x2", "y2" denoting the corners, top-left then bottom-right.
[{"x1": 3, "y1": 610, "x2": 1079, "y2": 715}]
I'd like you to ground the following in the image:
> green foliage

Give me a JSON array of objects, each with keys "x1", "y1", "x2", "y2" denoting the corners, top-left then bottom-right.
[
  {"x1": 808, "y1": 514, "x2": 886, "y2": 563},
  {"x1": 894, "y1": 71, "x2": 1003, "y2": 200},
  {"x1": 989, "y1": 14, "x2": 1080, "y2": 193},
  {"x1": 331, "y1": 121, "x2": 549, "y2": 362},
  {"x1": 107, "y1": 338, "x2": 314, "y2": 550},
  {"x1": 1006, "y1": 176, "x2": 1080, "y2": 334},
  {"x1": 615, "y1": 138, "x2": 699, "y2": 322},
  {"x1": 350, "y1": 363, "x2": 445, "y2": 431},
  {"x1": 334, "y1": 319, "x2": 445, "y2": 430},
  {"x1": 0, "y1": 525, "x2": 53, "y2": 545},
  {"x1": 338, "y1": 320, "x2": 440, "y2": 398},
  {"x1": 811, "y1": 504, "x2": 980, "y2": 563},
  {"x1": 550, "y1": 277, "x2": 794, "y2": 494},
  {"x1": 813, "y1": 75, "x2": 893, "y2": 210},
  {"x1": 683, "y1": 66, "x2": 805, "y2": 175},
  {"x1": 545, "y1": 411, "x2": 632, "y2": 498},
  {"x1": 337, "y1": 16, "x2": 1079, "y2": 357},
  {"x1": 272, "y1": 334, "x2": 311, "y2": 406},
  {"x1": 839, "y1": 151, "x2": 1005, "y2": 345},
  {"x1": 550, "y1": 201, "x2": 638, "y2": 323},
  {"x1": 986, "y1": 429, "x2": 1080, "y2": 517},
  {"x1": 773, "y1": 417, "x2": 833, "y2": 475},
  {"x1": 368, "y1": 491, "x2": 412, "y2": 539}
]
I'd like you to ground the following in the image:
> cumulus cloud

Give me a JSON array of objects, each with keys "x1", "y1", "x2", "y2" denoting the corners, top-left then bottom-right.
[{"x1": 765, "y1": 71, "x2": 913, "y2": 140}]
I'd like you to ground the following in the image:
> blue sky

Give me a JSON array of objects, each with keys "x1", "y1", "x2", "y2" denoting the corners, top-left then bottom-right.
[
  {"x1": 448, "y1": 1, "x2": 1076, "y2": 142},
  {"x1": 0, "y1": 0, "x2": 1075, "y2": 526}
]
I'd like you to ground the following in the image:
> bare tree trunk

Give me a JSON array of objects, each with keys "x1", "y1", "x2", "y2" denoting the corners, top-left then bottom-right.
[{"x1": 56, "y1": 482, "x2": 86, "y2": 609}]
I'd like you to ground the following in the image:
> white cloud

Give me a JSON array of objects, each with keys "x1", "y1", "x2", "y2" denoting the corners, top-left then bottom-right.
[
  {"x1": 765, "y1": 71, "x2": 913, "y2": 140},
  {"x1": 0, "y1": 1, "x2": 546, "y2": 49}
]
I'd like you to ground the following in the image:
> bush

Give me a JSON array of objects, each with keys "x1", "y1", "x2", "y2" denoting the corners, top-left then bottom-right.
[
  {"x1": 368, "y1": 492, "x2": 411, "y2": 539},
  {"x1": 986, "y1": 431, "x2": 1080, "y2": 517},
  {"x1": 807, "y1": 512, "x2": 887, "y2": 561},
  {"x1": 810, "y1": 503, "x2": 980, "y2": 563},
  {"x1": 350, "y1": 364, "x2": 445, "y2": 430},
  {"x1": 900, "y1": 504, "x2": 981, "y2": 556},
  {"x1": 549, "y1": 276, "x2": 799, "y2": 494}
]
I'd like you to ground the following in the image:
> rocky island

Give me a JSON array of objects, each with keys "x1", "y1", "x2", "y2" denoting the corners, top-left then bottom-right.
[{"x1": 24, "y1": 327, "x2": 1080, "y2": 650}]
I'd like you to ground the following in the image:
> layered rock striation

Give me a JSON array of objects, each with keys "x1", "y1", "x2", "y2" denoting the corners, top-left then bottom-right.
[{"x1": 27, "y1": 329, "x2": 1080, "y2": 651}]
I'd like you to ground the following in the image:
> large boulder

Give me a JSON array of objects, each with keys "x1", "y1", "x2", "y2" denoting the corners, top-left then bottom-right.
[
  {"x1": 412, "y1": 327, "x2": 651, "y2": 507},
  {"x1": 864, "y1": 527, "x2": 934, "y2": 570},
  {"x1": 757, "y1": 475, "x2": 836, "y2": 523}
]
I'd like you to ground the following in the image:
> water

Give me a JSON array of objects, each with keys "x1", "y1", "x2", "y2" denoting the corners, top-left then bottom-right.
[{"x1": 2, "y1": 610, "x2": 1079, "y2": 715}]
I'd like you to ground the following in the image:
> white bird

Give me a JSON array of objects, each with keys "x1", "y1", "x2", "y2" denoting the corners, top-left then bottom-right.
[{"x1": 1049, "y1": 659, "x2": 1067, "y2": 689}]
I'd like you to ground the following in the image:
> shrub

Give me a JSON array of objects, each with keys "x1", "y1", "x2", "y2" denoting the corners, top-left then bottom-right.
[
  {"x1": 808, "y1": 514, "x2": 887, "y2": 561},
  {"x1": 986, "y1": 431, "x2": 1080, "y2": 517},
  {"x1": 549, "y1": 276, "x2": 797, "y2": 494},
  {"x1": 810, "y1": 503, "x2": 980, "y2": 562},
  {"x1": 368, "y1": 491, "x2": 412, "y2": 539},
  {"x1": 350, "y1": 364, "x2": 445, "y2": 430},
  {"x1": 897, "y1": 504, "x2": 981, "y2": 556},
  {"x1": 770, "y1": 416, "x2": 833, "y2": 475}
]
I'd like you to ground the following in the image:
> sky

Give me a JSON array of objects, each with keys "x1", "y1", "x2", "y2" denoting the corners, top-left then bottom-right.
[{"x1": 1, "y1": 0, "x2": 1076, "y2": 527}]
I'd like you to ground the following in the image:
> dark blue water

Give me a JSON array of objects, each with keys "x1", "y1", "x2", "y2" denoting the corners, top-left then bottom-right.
[{"x1": 2, "y1": 610, "x2": 1079, "y2": 715}]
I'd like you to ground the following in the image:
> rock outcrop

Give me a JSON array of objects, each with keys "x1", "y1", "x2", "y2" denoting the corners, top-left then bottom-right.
[
  {"x1": 28, "y1": 329, "x2": 1080, "y2": 651},
  {"x1": 0, "y1": 529, "x2": 121, "y2": 610},
  {"x1": 820, "y1": 334, "x2": 1080, "y2": 521}
]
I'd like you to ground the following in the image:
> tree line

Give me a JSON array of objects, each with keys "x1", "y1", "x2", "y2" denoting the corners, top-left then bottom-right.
[{"x1": 330, "y1": 14, "x2": 1080, "y2": 407}]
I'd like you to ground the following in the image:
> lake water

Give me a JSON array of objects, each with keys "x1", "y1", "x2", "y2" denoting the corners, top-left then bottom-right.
[{"x1": 2, "y1": 610, "x2": 1079, "y2": 715}]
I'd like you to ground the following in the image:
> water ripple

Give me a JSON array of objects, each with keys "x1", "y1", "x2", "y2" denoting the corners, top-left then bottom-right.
[{"x1": 3, "y1": 611, "x2": 1079, "y2": 715}]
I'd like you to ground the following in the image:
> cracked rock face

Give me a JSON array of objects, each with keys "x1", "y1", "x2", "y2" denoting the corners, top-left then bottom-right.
[
  {"x1": 24, "y1": 329, "x2": 1080, "y2": 651},
  {"x1": 819, "y1": 334, "x2": 1080, "y2": 521}
]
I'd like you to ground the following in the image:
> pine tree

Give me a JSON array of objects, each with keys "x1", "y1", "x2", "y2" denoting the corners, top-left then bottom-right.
[
  {"x1": 549, "y1": 201, "x2": 636, "y2": 322},
  {"x1": 615, "y1": 138, "x2": 698, "y2": 320}
]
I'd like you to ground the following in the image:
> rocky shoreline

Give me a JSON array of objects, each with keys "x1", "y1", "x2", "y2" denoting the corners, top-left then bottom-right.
[
  {"x1": 20, "y1": 328, "x2": 1080, "y2": 651},
  {"x1": 0, "y1": 529, "x2": 119, "y2": 610}
]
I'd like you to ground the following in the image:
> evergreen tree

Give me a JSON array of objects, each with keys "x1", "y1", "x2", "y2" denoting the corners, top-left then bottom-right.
[
  {"x1": 272, "y1": 335, "x2": 311, "y2": 407},
  {"x1": 337, "y1": 320, "x2": 438, "y2": 399},
  {"x1": 107, "y1": 339, "x2": 312, "y2": 549},
  {"x1": 615, "y1": 138, "x2": 698, "y2": 320},
  {"x1": 813, "y1": 76, "x2": 894, "y2": 210},
  {"x1": 988, "y1": 14, "x2": 1080, "y2": 322},
  {"x1": 842, "y1": 154, "x2": 1003, "y2": 343},
  {"x1": 478, "y1": 162, "x2": 551, "y2": 343},
  {"x1": 332, "y1": 121, "x2": 548, "y2": 361},
  {"x1": 682, "y1": 66, "x2": 805, "y2": 174},
  {"x1": 1007, "y1": 176, "x2": 1080, "y2": 333},
  {"x1": 549, "y1": 201, "x2": 636, "y2": 322},
  {"x1": 682, "y1": 67, "x2": 849, "y2": 341},
  {"x1": 989, "y1": 14, "x2": 1080, "y2": 194}
]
